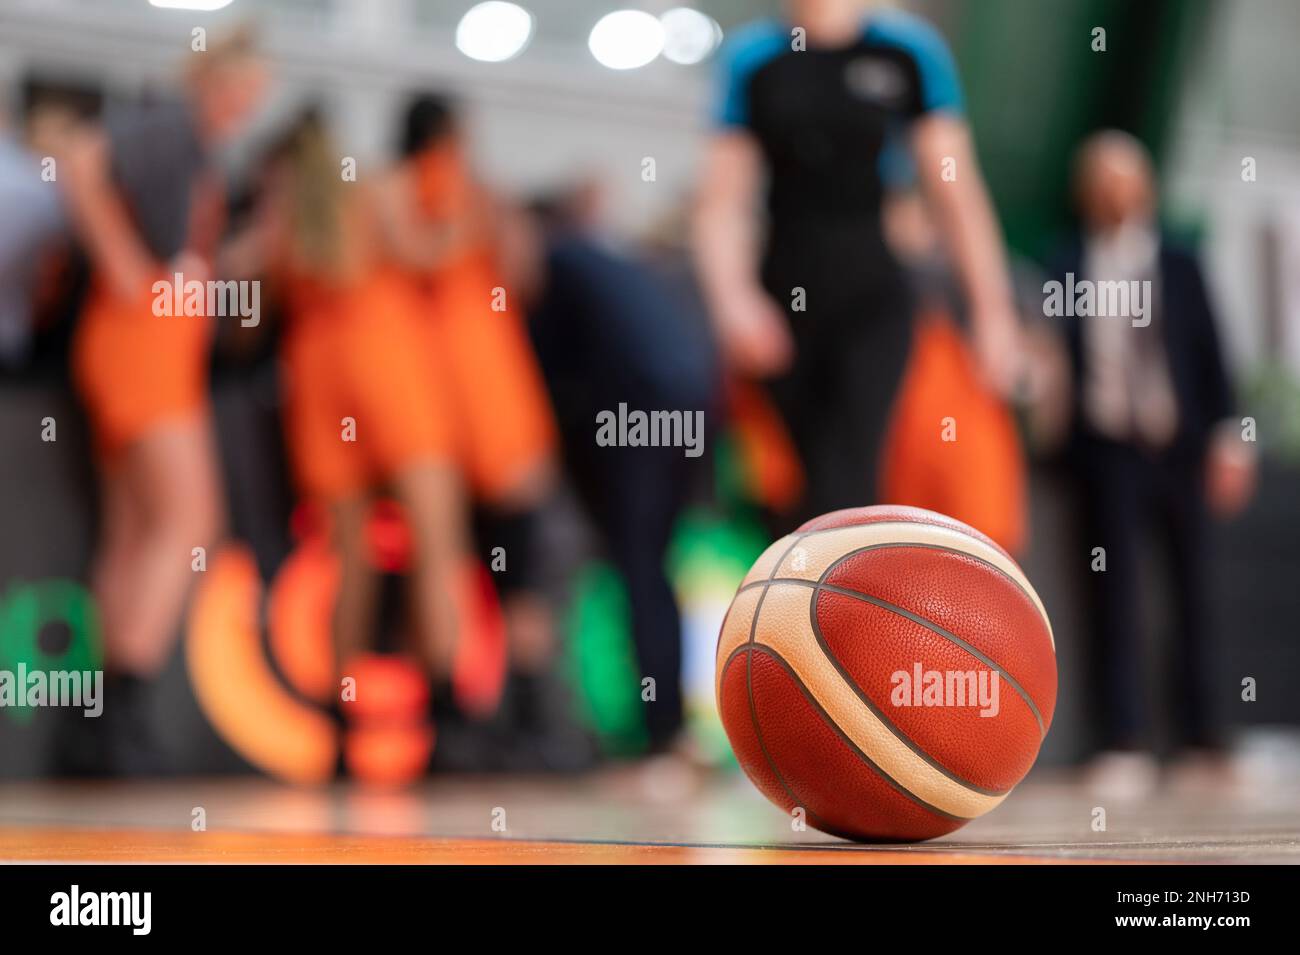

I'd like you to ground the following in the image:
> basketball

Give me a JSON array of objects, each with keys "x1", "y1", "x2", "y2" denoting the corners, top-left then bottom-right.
[{"x1": 716, "y1": 505, "x2": 1057, "y2": 841}]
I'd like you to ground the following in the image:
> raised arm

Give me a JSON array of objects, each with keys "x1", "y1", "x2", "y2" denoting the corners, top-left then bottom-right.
[{"x1": 58, "y1": 127, "x2": 160, "y2": 300}]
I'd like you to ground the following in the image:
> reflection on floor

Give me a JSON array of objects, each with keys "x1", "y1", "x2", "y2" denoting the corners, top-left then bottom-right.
[{"x1": 1, "y1": 769, "x2": 1297, "y2": 863}]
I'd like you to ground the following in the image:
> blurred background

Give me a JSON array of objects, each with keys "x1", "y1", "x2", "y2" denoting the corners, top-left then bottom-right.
[{"x1": 1, "y1": 0, "x2": 1298, "y2": 788}]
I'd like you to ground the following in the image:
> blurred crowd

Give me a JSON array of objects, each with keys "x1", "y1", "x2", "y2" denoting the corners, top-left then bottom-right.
[{"x1": 0, "y1": 2, "x2": 1261, "y2": 794}]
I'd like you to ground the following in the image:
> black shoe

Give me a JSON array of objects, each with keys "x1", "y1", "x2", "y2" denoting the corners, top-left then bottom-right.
[
  {"x1": 327, "y1": 697, "x2": 349, "y2": 780},
  {"x1": 103, "y1": 675, "x2": 172, "y2": 777},
  {"x1": 51, "y1": 700, "x2": 114, "y2": 778},
  {"x1": 499, "y1": 670, "x2": 598, "y2": 773}
]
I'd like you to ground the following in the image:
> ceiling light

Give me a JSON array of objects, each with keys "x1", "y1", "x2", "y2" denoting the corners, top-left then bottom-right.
[
  {"x1": 588, "y1": 10, "x2": 665, "y2": 70},
  {"x1": 660, "y1": 7, "x2": 721, "y2": 65},
  {"x1": 455, "y1": 2, "x2": 534, "y2": 63}
]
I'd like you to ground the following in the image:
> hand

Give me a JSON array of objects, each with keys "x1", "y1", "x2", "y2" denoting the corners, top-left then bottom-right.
[
  {"x1": 969, "y1": 306, "x2": 1025, "y2": 399},
  {"x1": 713, "y1": 286, "x2": 794, "y2": 378},
  {"x1": 59, "y1": 128, "x2": 110, "y2": 190},
  {"x1": 1205, "y1": 425, "x2": 1256, "y2": 519},
  {"x1": 168, "y1": 250, "x2": 210, "y2": 288}
]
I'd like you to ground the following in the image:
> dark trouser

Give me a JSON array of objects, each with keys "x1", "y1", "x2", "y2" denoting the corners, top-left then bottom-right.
[
  {"x1": 761, "y1": 245, "x2": 914, "y2": 532},
  {"x1": 528, "y1": 237, "x2": 715, "y2": 750},
  {"x1": 1075, "y1": 433, "x2": 1218, "y2": 752},
  {"x1": 579, "y1": 444, "x2": 690, "y2": 748}
]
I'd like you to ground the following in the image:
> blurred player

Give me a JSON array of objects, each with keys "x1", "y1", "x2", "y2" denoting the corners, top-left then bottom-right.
[
  {"x1": 0, "y1": 85, "x2": 76, "y2": 369},
  {"x1": 875, "y1": 184, "x2": 1028, "y2": 554},
  {"x1": 252, "y1": 109, "x2": 469, "y2": 708},
  {"x1": 521, "y1": 185, "x2": 718, "y2": 757},
  {"x1": 57, "y1": 28, "x2": 266, "y2": 769},
  {"x1": 694, "y1": 0, "x2": 1022, "y2": 529},
  {"x1": 1054, "y1": 131, "x2": 1255, "y2": 796},
  {"x1": 390, "y1": 95, "x2": 577, "y2": 761}
]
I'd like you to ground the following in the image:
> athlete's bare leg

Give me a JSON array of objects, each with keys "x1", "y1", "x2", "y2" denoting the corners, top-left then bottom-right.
[
  {"x1": 104, "y1": 416, "x2": 223, "y2": 676},
  {"x1": 392, "y1": 461, "x2": 469, "y2": 677}
]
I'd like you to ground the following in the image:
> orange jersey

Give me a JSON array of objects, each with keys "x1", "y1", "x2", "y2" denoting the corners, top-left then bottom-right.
[
  {"x1": 280, "y1": 266, "x2": 455, "y2": 500},
  {"x1": 73, "y1": 173, "x2": 225, "y2": 462},
  {"x1": 410, "y1": 143, "x2": 556, "y2": 502}
]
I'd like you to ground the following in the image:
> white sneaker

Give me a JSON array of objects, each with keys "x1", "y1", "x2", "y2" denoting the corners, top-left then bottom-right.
[{"x1": 1083, "y1": 750, "x2": 1160, "y2": 801}]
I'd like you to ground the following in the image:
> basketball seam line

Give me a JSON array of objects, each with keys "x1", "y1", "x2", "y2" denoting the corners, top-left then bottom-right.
[
  {"x1": 848, "y1": 540, "x2": 1052, "y2": 644},
  {"x1": 736, "y1": 547, "x2": 1049, "y2": 737},
  {"x1": 743, "y1": 535, "x2": 1053, "y2": 650},
  {"x1": 758, "y1": 573, "x2": 1047, "y2": 742},
  {"x1": 744, "y1": 532, "x2": 828, "y2": 831},
  {"x1": 721, "y1": 642, "x2": 967, "y2": 824},
  {"x1": 819, "y1": 547, "x2": 1048, "y2": 737},
  {"x1": 790, "y1": 519, "x2": 1012, "y2": 557},
  {"x1": 720, "y1": 646, "x2": 836, "y2": 834},
  {"x1": 743, "y1": 571, "x2": 1045, "y2": 743},
  {"x1": 800, "y1": 582, "x2": 1014, "y2": 797},
  {"x1": 749, "y1": 533, "x2": 811, "y2": 648}
]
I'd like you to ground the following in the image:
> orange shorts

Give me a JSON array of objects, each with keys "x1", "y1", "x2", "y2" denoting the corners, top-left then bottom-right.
[
  {"x1": 72, "y1": 280, "x2": 212, "y2": 462},
  {"x1": 426, "y1": 258, "x2": 557, "y2": 502},
  {"x1": 282, "y1": 271, "x2": 455, "y2": 501}
]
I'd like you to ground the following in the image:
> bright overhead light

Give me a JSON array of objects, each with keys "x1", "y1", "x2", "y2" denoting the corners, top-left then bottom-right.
[
  {"x1": 660, "y1": 7, "x2": 721, "y2": 65},
  {"x1": 148, "y1": 0, "x2": 235, "y2": 10},
  {"x1": 455, "y1": 1, "x2": 534, "y2": 63},
  {"x1": 588, "y1": 10, "x2": 664, "y2": 70}
]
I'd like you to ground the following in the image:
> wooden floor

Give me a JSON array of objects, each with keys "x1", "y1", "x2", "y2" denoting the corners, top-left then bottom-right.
[{"x1": 1, "y1": 769, "x2": 1297, "y2": 863}]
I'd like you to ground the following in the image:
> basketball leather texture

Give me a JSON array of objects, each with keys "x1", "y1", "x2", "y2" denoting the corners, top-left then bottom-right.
[{"x1": 716, "y1": 505, "x2": 1056, "y2": 842}]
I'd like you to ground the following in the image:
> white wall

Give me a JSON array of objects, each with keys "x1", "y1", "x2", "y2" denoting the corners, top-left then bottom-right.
[
  {"x1": 1163, "y1": 0, "x2": 1300, "y2": 376},
  {"x1": 0, "y1": 0, "x2": 718, "y2": 237}
]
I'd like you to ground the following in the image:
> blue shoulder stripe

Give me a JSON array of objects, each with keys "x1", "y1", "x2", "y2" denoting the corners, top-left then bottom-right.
[
  {"x1": 865, "y1": 11, "x2": 964, "y2": 114},
  {"x1": 712, "y1": 18, "x2": 789, "y2": 129}
]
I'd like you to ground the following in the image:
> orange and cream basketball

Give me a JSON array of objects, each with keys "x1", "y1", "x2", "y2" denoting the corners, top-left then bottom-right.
[{"x1": 716, "y1": 505, "x2": 1057, "y2": 842}]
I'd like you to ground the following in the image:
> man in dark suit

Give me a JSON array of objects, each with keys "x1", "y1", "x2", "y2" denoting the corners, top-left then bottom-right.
[{"x1": 1051, "y1": 131, "x2": 1255, "y2": 796}]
